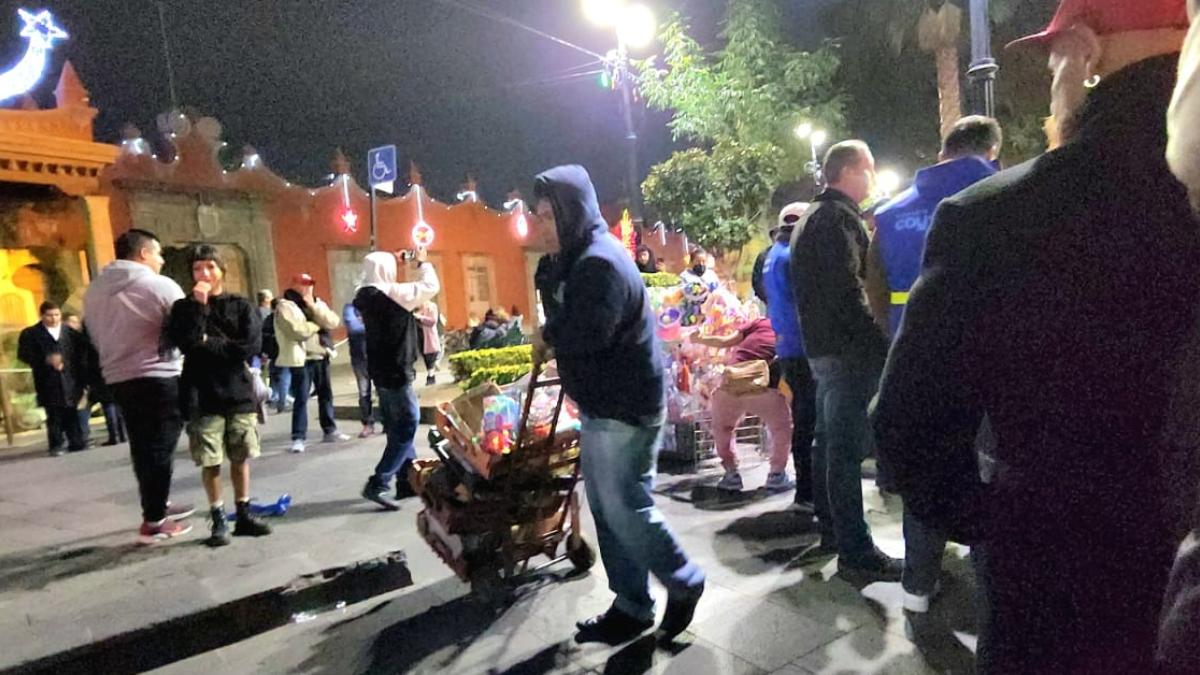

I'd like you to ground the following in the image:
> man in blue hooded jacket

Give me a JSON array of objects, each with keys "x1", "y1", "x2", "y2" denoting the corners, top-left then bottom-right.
[
  {"x1": 531, "y1": 165, "x2": 705, "y2": 645},
  {"x1": 865, "y1": 115, "x2": 1002, "y2": 614},
  {"x1": 866, "y1": 116, "x2": 1002, "y2": 338}
]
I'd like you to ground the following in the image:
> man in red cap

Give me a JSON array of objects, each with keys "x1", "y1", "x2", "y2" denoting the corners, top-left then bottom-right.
[
  {"x1": 872, "y1": 1, "x2": 1198, "y2": 673},
  {"x1": 274, "y1": 272, "x2": 347, "y2": 453}
]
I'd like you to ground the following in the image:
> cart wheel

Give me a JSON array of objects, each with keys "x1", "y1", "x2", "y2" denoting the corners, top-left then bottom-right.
[{"x1": 566, "y1": 534, "x2": 595, "y2": 573}]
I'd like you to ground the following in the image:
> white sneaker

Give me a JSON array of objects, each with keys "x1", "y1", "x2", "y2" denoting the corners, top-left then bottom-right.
[
  {"x1": 716, "y1": 470, "x2": 743, "y2": 492},
  {"x1": 902, "y1": 581, "x2": 942, "y2": 613},
  {"x1": 289, "y1": 440, "x2": 306, "y2": 454}
]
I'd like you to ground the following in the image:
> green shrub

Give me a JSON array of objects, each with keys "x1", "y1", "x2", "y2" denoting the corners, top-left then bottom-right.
[
  {"x1": 448, "y1": 344, "x2": 533, "y2": 382},
  {"x1": 465, "y1": 363, "x2": 533, "y2": 390},
  {"x1": 641, "y1": 272, "x2": 681, "y2": 288}
]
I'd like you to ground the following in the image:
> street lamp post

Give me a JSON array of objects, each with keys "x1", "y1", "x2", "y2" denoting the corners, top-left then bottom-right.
[
  {"x1": 794, "y1": 123, "x2": 828, "y2": 188},
  {"x1": 585, "y1": 0, "x2": 656, "y2": 225},
  {"x1": 967, "y1": 0, "x2": 998, "y2": 117}
]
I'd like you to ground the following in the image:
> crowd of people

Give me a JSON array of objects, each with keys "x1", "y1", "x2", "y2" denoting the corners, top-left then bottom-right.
[{"x1": 10, "y1": 0, "x2": 1200, "y2": 670}]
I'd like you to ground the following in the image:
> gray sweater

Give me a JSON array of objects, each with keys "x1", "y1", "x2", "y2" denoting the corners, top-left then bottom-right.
[{"x1": 83, "y1": 260, "x2": 184, "y2": 384}]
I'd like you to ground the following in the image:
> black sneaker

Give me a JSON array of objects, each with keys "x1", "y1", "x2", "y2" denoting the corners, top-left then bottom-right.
[
  {"x1": 840, "y1": 548, "x2": 903, "y2": 581},
  {"x1": 575, "y1": 608, "x2": 654, "y2": 645},
  {"x1": 395, "y1": 466, "x2": 417, "y2": 501},
  {"x1": 363, "y1": 477, "x2": 400, "y2": 511},
  {"x1": 233, "y1": 503, "x2": 273, "y2": 537},
  {"x1": 207, "y1": 507, "x2": 231, "y2": 547},
  {"x1": 659, "y1": 580, "x2": 705, "y2": 641},
  {"x1": 48, "y1": 447, "x2": 66, "y2": 457}
]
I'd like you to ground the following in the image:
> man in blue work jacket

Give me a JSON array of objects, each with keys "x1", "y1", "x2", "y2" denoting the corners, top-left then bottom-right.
[{"x1": 865, "y1": 115, "x2": 1002, "y2": 615}]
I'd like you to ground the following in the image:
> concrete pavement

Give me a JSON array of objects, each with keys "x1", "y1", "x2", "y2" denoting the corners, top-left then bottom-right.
[{"x1": 0, "y1": 400, "x2": 979, "y2": 674}]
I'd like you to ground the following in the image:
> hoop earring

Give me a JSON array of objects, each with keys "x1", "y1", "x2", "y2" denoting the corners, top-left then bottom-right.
[{"x1": 1084, "y1": 74, "x2": 1101, "y2": 89}]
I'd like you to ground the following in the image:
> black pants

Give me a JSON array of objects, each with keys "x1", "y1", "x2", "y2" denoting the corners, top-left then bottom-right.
[
  {"x1": 291, "y1": 359, "x2": 337, "y2": 440},
  {"x1": 113, "y1": 377, "x2": 184, "y2": 523},
  {"x1": 779, "y1": 357, "x2": 816, "y2": 504},
  {"x1": 45, "y1": 405, "x2": 86, "y2": 452}
]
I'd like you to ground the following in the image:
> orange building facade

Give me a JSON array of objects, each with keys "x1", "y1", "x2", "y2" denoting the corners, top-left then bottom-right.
[{"x1": 102, "y1": 117, "x2": 553, "y2": 332}]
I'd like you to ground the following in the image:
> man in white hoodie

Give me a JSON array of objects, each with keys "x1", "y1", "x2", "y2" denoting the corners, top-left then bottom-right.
[
  {"x1": 83, "y1": 229, "x2": 195, "y2": 543},
  {"x1": 352, "y1": 249, "x2": 439, "y2": 510}
]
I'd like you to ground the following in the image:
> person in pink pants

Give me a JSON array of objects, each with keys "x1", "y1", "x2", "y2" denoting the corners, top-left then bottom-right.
[{"x1": 692, "y1": 318, "x2": 795, "y2": 493}]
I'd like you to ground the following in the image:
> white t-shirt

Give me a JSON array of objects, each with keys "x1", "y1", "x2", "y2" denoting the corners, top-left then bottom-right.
[{"x1": 46, "y1": 324, "x2": 61, "y2": 342}]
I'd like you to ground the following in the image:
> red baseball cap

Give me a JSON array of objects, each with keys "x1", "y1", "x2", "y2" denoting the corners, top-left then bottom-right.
[
  {"x1": 292, "y1": 273, "x2": 315, "y2": 286},
  {"x1": 1008, "y1": 0, "x2": 1189, "y2": 49}
]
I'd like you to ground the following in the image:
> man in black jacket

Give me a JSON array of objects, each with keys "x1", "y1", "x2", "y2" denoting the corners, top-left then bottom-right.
[
  {"x1": 790, "y1": 141, "x2": 900, "y2": 579},
  {"x1": 18, "y1": 301, "x2": 88, "y2": 456},
  {"x1": 167, "y1": 245, "x2": 271, "y2": 547},
  {"x1": 873, "y1": 2, "x2": 1198, "y2": 671},
  {"x1": 354, "y1": 249, "x2": 440, "y2": 511},
  {"x1": 532, "y1": 165, "x2": 704, "y2": 645}
]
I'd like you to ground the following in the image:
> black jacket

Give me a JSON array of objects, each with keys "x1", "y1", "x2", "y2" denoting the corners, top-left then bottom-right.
[
  {"x1": 535, "y1": 165, "x2": 664, "y2": 425},
  {"x1": 17, "y1": 323, "x2": 87, "y2": 408},
  {"x1": 353, "y1": 286, "x2": 420, "y2": 390},
  {"x1": 789, "y1": 189, "x2": 888, "y2": 362},
  {"x1": 166, "y1": 294, "x2": 262, "y2": 417},
  {"x1": 873, "y1": 55, "x2": 1200, "y2": 548},
  {"x1": 751, "y1": 247, "x2": 769, "y2": 303}
]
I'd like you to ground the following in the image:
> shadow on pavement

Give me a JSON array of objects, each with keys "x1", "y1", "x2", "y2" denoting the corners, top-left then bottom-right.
[{"x1": 0, "y1": 537, "x2": 173, "y2": 592}]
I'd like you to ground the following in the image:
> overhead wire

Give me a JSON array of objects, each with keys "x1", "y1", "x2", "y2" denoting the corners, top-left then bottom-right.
[{"x1": 431, "y1": 0, "x2": 605, "y2": 60}]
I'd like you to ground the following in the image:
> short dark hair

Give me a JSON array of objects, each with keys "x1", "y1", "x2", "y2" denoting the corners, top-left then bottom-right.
[
  {"x1": 39, "y1": 301, "x2": 59, "y2": 315},
  {"x1": 942, "y1": 115, "x2": 1003, "y2": 158},
  {"x1": 187, "y1": 244, "x2": 226, "y2": 273},
  {"x1": 823, "y1": 141, "x2": 871, "y2": 185},
  {"x1": 115, "y1": 229, "x2": 160, "y2": 261}
]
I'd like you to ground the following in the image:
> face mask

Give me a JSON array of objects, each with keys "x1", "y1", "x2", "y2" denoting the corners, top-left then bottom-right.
[{"x1": 692, "y1": 264, "x2": 706, "y2": 276}]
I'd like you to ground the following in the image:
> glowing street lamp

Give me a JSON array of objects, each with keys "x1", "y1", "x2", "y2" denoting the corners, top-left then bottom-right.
[
  {"x1": 876, "y1": 169, "x2": 902, "y2": 199},
  {"x1": 795, "y1": 121, "x2": 828, "y2": 187},
  {"x1": 584, "y1": 0, "x2": 657, "y2": 225}
]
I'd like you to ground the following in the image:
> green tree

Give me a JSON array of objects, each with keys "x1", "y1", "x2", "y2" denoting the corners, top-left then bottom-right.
[{"x1": 636, "y1": 0, "x2": 845, "y2": 252}]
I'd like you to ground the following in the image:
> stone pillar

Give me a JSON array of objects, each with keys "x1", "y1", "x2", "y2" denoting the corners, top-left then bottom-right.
[{"x1": 81, "y1": 194, "x2": 114, "y2": 278}]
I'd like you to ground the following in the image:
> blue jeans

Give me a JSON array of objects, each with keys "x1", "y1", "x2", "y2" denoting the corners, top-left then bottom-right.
[
  {"x1": 269, "y1": 361, "x2": 291, "y2": 411},
  {"x1": 580, "y1": 415, "x2": 705, "y2": 622},
  {"x1": 808, "y1": 355, "x2": 881, "y2": 563},
  {"x1": 902, "y1": 512, "x2": 947, "y2": 596},
  {"x1": 352, "y1": 359, "x2": 374, "y2": 426},
  {"x1": 372, "y1": 385, "x2": 419, "y2": 485},
  {"x1": 290, "y1": 360, "x2": 337, "y2": 441}
]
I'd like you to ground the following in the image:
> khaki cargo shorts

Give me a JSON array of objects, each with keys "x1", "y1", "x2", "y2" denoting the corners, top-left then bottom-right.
[{"x1": 187, "y1": 413, "x2": 261, "y2": 467}]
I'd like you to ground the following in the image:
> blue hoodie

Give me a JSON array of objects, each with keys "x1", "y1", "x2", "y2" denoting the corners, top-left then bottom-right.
[
  {"x1": 873, "y1": 156, "x2": 998, "y2": 335},
  {"x1": 535, "y1": 165, "x2": 664, "y2": 425},
  {"x1": 761, "y1": 239, "x2": 805, "y2": 359}
]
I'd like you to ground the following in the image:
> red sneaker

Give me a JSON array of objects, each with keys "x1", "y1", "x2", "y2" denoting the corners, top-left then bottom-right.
[{"x1": 138, "y1": 518, "x2": 193, "y2": 545}]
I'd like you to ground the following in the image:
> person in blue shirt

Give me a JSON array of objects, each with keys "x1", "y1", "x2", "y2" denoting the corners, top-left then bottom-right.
[
  {"x1": 342, "y1": 302, "x2": 375, "y2": 438},
  {"x1": 762, "y1": 201, "x2": 817, "y2": 510},
  {"x1": 866, "y1": 115, "x2": 1002, "y2": 616},
  {"x1": 866, "y1": 116, "x2": 1003, "y2": 338}
]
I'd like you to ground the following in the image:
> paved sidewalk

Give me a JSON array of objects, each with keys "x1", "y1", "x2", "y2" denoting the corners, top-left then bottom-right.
[{"x1": 0, "y1": 402, "x2": 979, "y2": 674}]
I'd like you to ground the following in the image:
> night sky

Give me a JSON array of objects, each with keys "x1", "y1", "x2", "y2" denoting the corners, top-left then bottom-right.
[{"x1": 0, "y1": 0, "x2": 842, "y2": 206}]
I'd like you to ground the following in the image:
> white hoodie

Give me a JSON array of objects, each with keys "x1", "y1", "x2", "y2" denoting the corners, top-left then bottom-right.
[
  {"x1": 1169, "y1": 0, "x2": 1200, "y2": 208},
  {"x1": 82, "y1": 260, "x2": 185, "y2": 384},
  {"x1": 359, "y1": 252, "x2": 440, "y2": 312}
]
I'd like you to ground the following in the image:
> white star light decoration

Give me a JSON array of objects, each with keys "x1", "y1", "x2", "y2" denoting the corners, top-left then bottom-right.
[
  {"x1": 19, "y1": 8, "x2": 67, "y2": 49},
  {"x1": 0, "y1": 9, "x2": 68, "y2": 104}
]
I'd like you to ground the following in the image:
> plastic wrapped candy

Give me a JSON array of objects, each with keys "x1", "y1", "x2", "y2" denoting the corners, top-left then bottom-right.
[
  {"x1": 699, "y1": 288, "x2": 748, "y2": 338},
  {"x1": 657, "y1": 306, "x2": 683, "y2": 343},
  {"x1": 482, "y1": 394, "x2": 520, "y2": 455}
]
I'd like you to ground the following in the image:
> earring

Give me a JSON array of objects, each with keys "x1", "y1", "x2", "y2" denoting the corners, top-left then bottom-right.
[{"x1": 1084, "y1": 74, "x2": 1101, "y2": 88}]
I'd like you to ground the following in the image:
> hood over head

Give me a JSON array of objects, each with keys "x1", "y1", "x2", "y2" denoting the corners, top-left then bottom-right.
[
  {"x1": 361, "y1": 251, "x2": 398, "y2": 290},
  {"x1": 533, "y1": 165, "x2": 608, "y2": 262}
]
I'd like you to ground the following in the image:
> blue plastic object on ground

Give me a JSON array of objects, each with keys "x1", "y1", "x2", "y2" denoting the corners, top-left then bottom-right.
[{"x1": 225, "y1": 494, "x2": 291, "y2": 521}]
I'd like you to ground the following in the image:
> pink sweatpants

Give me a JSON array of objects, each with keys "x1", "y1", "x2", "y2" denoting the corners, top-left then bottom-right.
[{"x1": 710, "y1": 387, "x2": 793, "y2": 474}]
